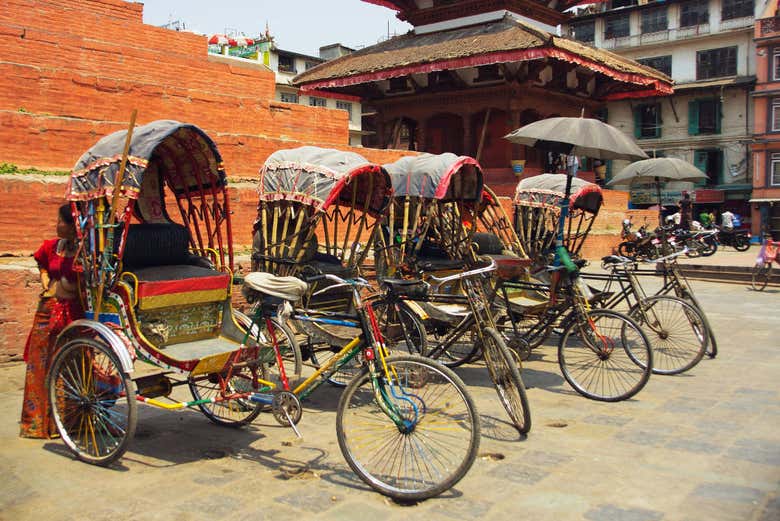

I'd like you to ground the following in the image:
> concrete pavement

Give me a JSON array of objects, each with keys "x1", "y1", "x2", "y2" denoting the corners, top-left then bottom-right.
[{"x1": 0, "y1": 275, "x2": 778, "y2": 521}]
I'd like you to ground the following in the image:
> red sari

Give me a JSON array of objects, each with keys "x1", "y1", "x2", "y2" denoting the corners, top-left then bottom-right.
[{"x1": 20, "y1": 239, "x2": 83, "y2": 439}]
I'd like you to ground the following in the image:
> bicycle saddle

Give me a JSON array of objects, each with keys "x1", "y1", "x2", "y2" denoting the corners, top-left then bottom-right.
[
  {"x1": 381, "y1": 278, "x2": 429, "y2": 298},
  {"x1": 244, "y1": 272, "x2": 308, "y2": 302}
]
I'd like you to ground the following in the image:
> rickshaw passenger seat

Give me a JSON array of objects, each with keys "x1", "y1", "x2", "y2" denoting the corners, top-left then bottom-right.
[{"x1": 121, "y1": 223, "x2": 230, "y2": 311}]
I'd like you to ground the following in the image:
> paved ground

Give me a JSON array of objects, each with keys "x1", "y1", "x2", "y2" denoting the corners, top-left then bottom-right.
[{"x1": 1, "y1": 270, "x2": 778, "y2": 520}]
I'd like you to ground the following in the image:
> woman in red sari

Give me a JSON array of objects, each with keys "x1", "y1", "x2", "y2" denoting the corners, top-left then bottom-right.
[{"x1": 20, "y1": 204, "x2": 83, "y2": 438}]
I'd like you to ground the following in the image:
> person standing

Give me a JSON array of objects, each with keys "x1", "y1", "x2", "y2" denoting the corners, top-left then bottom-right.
[
  {"x1": 19, "y1": 204, "x2": 83, "y2": 439},
  {"x1": 566, "y1": 155, "x2": 579, "y2": 178},
  {"x1": 720, "y1": 209, "x2": 735, "y2": 231},
  {"x1": 699, "y1": 210, "x2": 713, "y2": 228},
  {"x1": 678, "y1": 192, "x2": 693, "y2": 230}
]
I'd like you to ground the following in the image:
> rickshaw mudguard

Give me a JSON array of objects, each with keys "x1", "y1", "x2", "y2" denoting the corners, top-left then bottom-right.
[{"x1": 54, "y1": 319, "x2": 135, "y2": 374}]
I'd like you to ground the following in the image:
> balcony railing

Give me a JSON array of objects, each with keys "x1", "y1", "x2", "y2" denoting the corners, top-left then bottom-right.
[{"x1": 761, "y1": 17, "x2": 780, "y2": 36}]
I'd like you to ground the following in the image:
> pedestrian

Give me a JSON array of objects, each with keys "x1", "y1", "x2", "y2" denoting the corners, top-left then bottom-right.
[
  {"x1": 566, "y1": 155, "x2": 579, "y2": 178},
  {"x1": 19, "y1": 204, "x2": 83, "y2": 439},
  {"x1": 720, "y1": 209, "x2": 735, "y2": 231},
  {"x1": 678, "y1": 192, "x2": 692, "y2": 230},
  {"x1": 699, "y1": 210, "x2": 712, "y2": 228}
]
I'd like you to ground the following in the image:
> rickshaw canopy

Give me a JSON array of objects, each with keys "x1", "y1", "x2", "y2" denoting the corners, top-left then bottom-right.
[
  {"x1": 513, "y1": 174, "x2": 603, "y2": 214},
  {"x1": 257, "y1": 146, "x2": 391, "y2": 216},
  {"x1": 68, "y1": 120, "x2": 226, "y2": 208},
  {"x1": 383, "y1": 153, "x2": 483, "y2": 202}
]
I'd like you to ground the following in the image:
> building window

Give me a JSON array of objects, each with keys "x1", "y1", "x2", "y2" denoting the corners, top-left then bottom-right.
[
  {"x1": 721, "y1": 0, "x2": 753, "y2": 21},
  {"x1": 634, "y1": 104, "x2": 662, "y2": 139},
  {"x1": 773, "y1": 48, "x2": 780, "y2": 80},
  {"x1": 611, "y1": 0, "x2": 637, "y2": 8},
  {"x1": 637, "y1": 55, "x2": 672, "y2": 76},
  {"x1": 304, "y1": 60, "x2": 320, "y2": 71},
  {"x1": 571, "y1": 20, "x2": 595, "y2": 43},
  {"x1": 772, "y1": 153, "x2": 780, "y2": 185},
  {"x1": 336, "y1": 100, "x2": 352, "y2": 119},
  {"x1": 641, "y1": 7, "x2": 667, "y2": 34},
  {"x1": 309, "y1": 96, "x2": 326, "y2": 107},
  {"x1": 605, "y1": 13, "x2": 630, "y2": 39},
  {"x1": 280, "y1": 92, "x2": 298, "y2": 104},
  {"x1": 696, "y1": 46, "x2": 737, "y2": 79},
  {"x1": 688, "y1": 98, "x2": 722, "y2": 135},
  {"x1": 694, "y1": 149, "x2": 723, "y2": 186},
  {"x1": 680, "y1": 0, "x2": 709, "y2": 27},
  {"x1": 278, "y1": 54, "x2": 296, "y2": 73},
  {"x1": 772, "y1": 99, "x2": 780, "y2": 132}
]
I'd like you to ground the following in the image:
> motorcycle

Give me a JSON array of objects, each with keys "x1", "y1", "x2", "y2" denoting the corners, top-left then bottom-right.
[{"x1": 716, "y1": 227, "x2": 751, "y2": 251}]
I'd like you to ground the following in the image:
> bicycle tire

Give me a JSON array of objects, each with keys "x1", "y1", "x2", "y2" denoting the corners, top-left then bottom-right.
[
  {"x1": 627, "y1": 296, "x2": 707, "y2": 375},
  {"x1": 751, "y1": 262, "x2": 771, "y2": 291},
  {"x1": 480, "y1": 327, "x2": 532, "y2": 434},
  {"x1": 336, "y1": 354, "x2": 480, "y2": 501},
  {"x1": 233, "y1": 311, "x2": 303, "y2": 390},
  {"x1": 48, "y1": 338, "x2": 137, "y2": 466},
  {"x1": 617, "y1": 241, "x2": 636, "y2": 259},
  {"x1": 426, "y1": 318, "x2": 481, "y2": 368},
  {"x1": 558, "y1": 309, "x2": 652, "y2": 402}
]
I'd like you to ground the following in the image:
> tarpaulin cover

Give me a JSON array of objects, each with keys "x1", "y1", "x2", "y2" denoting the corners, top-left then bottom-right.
[
  {"x1": 258, "y1": 146, "x2": 391, "y2": 216},
  {"x1": 68, "y1": 120, "x2": 226, "y2": 202},
  {"x1": 513, "y1": 173, "x2": 603, "y2": 214},
  {"x1": 383, "y1": 153, "x2": 484, "y2": 201}
]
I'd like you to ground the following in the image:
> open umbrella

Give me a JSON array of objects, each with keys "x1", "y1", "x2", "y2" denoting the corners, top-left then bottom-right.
[
  {"x1": 504, "y1": 116, "x2": 647, "y2": 269},
  {"x1": 608, "y1": 157, "x2": 707, "y2": 225},
  {"x1": 504, "y1": 116, "x2": 648, "y2": 161}
]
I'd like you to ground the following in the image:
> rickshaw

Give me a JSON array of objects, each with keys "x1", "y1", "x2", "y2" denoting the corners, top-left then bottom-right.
[
  {"x1": 251, "y1": 146, "x2": 395, "y2": 380},
  {"x1": 375, "y1": 153, "x2": 483, "y2": 277},
  {"x1": 373, "y1": 153, "x2": 532, "y2": 433},
  {"x1": 489, "y1": 173, "x2": 655, "y2": 401},
  {"x1": 513, "y1": 173, "x2": 603, "y2": 267},
  {"x1": 49, "y1": 120, "x2": 295, "y2": 465},
  {"x1": 46, "y1": 123, "x2": 481, "y2": 501}
]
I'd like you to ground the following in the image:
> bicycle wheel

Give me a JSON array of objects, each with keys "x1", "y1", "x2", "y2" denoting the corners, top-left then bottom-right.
[
  {"x1": 233, "y1": 310, "x2": 303, "y2": 389},
  {"x1": 558, "y1": 309, "x2": 652, "y2": 402},
  {"x1": 336, "y1": 354, "x2": 480, "y2": 501},
  {"x1": 628, "y1": 296, "x2": 707, "y2": 375},
  {"x1": 48, "y1": 338, "x2": 137, "y2": 466},
  {"x1": 479, "y1": 327, "x2": 532, "y2": 433},
  {"x1": 254, "y1": 317, "x2": 303, "y2": 390},
  {"x1": 751, "y1": 262, "x2": 771, "y2": 291},
  {"x1": 426, "y1": 318, "x2": 481, "y2": 368},
  {"x1": 617, "y1": 241, "x2": 636, "y2": 258},
  {"x1": 371, "y1": 298, "x2": 427, "y2": 355}
]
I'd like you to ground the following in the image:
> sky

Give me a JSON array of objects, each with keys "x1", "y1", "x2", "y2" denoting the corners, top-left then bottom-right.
[{"x1": 137, "y1": 0, "x2": 414, "y2": 57}]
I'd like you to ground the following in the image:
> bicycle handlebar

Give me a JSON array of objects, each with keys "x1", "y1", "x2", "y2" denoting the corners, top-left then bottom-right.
[{"x1": 428, "y1": 259, "x2": 496, "y2": 285}]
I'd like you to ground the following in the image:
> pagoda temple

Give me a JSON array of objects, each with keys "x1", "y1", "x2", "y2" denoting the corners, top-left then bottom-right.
[{"x1": 293, "y1": 0, "x2": 672, "y2": 188}]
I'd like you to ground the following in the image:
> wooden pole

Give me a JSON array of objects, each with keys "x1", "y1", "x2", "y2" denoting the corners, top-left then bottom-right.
[
  {"x1": 475, "y1": 108, "x2": 492, "y2": 163},
  {"x1": 93, "y1": 110, "x2": 137, "y2": 318}
]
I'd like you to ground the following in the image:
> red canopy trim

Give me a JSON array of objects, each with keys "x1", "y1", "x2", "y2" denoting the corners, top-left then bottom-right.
[
  {"x1": 434, "y1": 156, "x2": 482, "y2": 200},
  {"x1": 322, "y1": 164, "x2": 391, "y2": 216},
  {"x1": 361, "y1": 0, "x2": 403, "y2": 11},
  {"x1": 603, "y1": 87, "x2": 674, "y2": 101},
  {"x1": 298, "y1": 47, "x2": 672, "y2": 99},
  {"x1": 307, "y1": 89, "x2": 362, "y2": 103}
]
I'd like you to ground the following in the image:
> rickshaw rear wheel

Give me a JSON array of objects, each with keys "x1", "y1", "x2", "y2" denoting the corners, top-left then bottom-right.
[
  {"x1": 188, "y1": 367, "x2": 264, "y2": 427},
  {"x1": 47, "y1": 338, "x2": 137, "y2": 466}
]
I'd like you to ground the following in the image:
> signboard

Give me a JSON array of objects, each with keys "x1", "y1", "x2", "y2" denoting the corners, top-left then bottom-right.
[
  {"x1": 229, "y1": 43, "x2": 263, "y2": 58},
  {"x1": 693, "y1": 189, "x2": 724, "y2": 204},
  {"x1": 628, "y1": 180, "x2": 695, "y2": 206}
]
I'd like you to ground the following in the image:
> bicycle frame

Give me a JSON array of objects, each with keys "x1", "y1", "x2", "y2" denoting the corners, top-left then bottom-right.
[{"x1": 243, "y1": 279, "x2": 416, "y2": 430}]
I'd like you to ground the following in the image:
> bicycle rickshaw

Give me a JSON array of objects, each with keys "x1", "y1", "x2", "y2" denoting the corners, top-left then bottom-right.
[
  {"x1": 250, "y1": 146, "x2": 397, "y2": 378},
  {"x1": 373, "y1": 153, "x2": 532, "y2": 433},
  {"x1": 48, "y1": 122, "x2": 480, "y2": 500},
  {"x1": 488, "y1": 173, "x2": 655, "y2": 401}
]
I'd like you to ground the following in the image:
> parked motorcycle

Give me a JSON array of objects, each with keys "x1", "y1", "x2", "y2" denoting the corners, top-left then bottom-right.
[{"x1": 716, "y1": 227, "x2": 751, "y2": 251}]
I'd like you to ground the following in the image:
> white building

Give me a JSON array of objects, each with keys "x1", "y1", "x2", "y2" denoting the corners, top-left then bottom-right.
[
  {"x1": 565, "y1": 0, "x2": 756, "y2": 215},
  {"x1": 209, "y1": 40, "x2": 365, "y2": 147}
]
